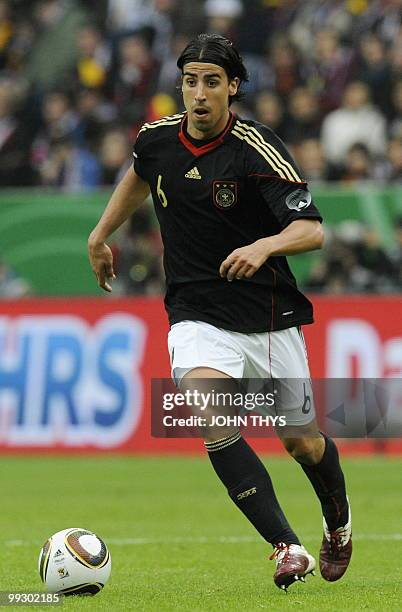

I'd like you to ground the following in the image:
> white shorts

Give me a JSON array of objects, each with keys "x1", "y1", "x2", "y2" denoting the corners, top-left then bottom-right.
[{"x1": 167, "y1": 320, "x2": 315, "y2": 426}]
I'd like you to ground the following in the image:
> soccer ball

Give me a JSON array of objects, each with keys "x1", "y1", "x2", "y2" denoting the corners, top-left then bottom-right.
[{"x1": 38, "y1": 528, "x2": 111, "y2": 596}]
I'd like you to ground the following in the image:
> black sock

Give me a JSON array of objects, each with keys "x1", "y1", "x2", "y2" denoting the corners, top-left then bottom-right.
[
  {"x1": 298, "y1": 433, "x2": 348, "y2": 531},
  {"x1": 206, "y1": 432, "x2": 300, "y2": 546}
]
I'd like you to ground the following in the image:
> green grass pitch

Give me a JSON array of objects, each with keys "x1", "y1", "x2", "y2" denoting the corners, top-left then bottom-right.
[{"x1": 0, "y1": 454, "x2": 401, "y2": 611}]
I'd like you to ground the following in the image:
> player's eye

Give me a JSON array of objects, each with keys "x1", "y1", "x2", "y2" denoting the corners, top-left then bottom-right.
[
  {"x1": 185, "y1": 79, "x2": 195, "y2": 86},
  {"x1": 208, "y1": 80, "x2": 218, "y2": 87}
]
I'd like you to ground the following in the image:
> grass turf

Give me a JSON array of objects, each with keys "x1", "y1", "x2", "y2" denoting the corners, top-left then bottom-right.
[{"x1": 0, "y1": 455, "x2": 401, "y2": 611}]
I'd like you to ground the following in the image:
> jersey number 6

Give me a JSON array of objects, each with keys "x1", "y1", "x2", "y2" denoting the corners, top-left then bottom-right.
[{"x1": 157, "y1": 175, "x2": 168, "y2": 208}]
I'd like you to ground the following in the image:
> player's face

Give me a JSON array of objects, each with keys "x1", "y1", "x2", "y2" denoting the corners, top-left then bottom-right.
[{"x1": 182, "y1": 62, "x2": 239, "y2": 139}]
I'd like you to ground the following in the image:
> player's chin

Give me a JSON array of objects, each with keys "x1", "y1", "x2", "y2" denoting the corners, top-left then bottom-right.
[{"x1": 192, "y1": 112, "x2": 211, "y2": 126}]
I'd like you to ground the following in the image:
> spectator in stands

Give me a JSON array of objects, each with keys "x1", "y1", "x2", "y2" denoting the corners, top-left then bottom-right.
[
  {"x1": 99, "y1": 126, "x2": 131, "y2": 185},
  {"x1": 0, "y1": 0, "x2": 13, "y2": 71},
  {"x1": 389, "y1": 26, "x2": 402, "y2": 81},
  {"x1": 74, "y1": 24, "x2": 111, "y2": 92},
  {"x1": 107, "y1": 0, "x2": 176, "y2": 60},
  {"x1": 75, "y1": 88, "x2": 118, "y2": 140},
  {"x1": 304, "y1": 230, "x2": 364, "y2": 294},
  {"x1": 156, "y1": 32, "x2": 191, "y2": 103},
  {"x1": 321, "y1": 81, "x2": 387, "y2": 166},
  {"x1": 107, "y1": 0, "x2": 149, "y2": 33},
  {"x1": 37, "y1": 134, "x2": 101, "y2": 191},
  {"x1": 372, "y1": 0, "x2": 402, "y2": 46},
  {"x1": 389, "y1": 79, "x2": 402, "y2": 138},
  {"x1": 254, "y1": 90, "x2": 285, "y2": 140},
  {"x1": 145, "y1": 91, "x2": 177, "y2": 124},
  {"x1": 356, "y1": 226, "x2": 396, "y2": 291},
  {"x1": 340, "y1": 143, "x2": 373, "y2": 183},
  {"x1": 32, "y1": 91, "x2": 80, "y2": 166},
  {"x1": 357, "y1": 33, "x2": 392, "y2": 115},
  {"x1": 113, "y1": 33, "x2": 156, "y2": 124},
  {"x1": 174, "y1": 0, "x2": 205, "y2": 37},
  {"x1": 205, "y1": 0, "x2": 243, "y2": 41},
  {"x1": 383, "y1": 138, "x2": 402, "y2": 182},
  {"x1": 282, "y1": 86, "x2": 321, "y2": 145},
  {"x1": 289, "y1": 1, "x2": 353, "y2": 57},
  {"x1": 0, "y1": 79, "x2": 35, "y2": 186},
  {"x1": 304, "y1": 29, "x2": 356, "y2": 112},
  {"x1": 268, "y1": 35, "x2": 302, "y2": 99},
  {"x1": 3, "y1": 18, "x2": 35, "y2": 77},
  {"x1": 24, "y1": 0, "x2": 87, "y2": 91},
  {"x1": 295, "y1": 139, "x2": 330, "y2": 182},
  {"x1": 236, "y1": 0, "x2": 273, "y2": 55},
  {"x1": 304, "y1": 222, "x2": 397, "y2": 293}
]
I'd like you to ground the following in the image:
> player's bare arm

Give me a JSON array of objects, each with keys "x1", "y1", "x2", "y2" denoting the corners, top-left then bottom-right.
[
  {"x1": 220, "y1": 219, "x2": 324, "y2": 281},
  {"x1": 88, "y1": 166, "x2": 150, "y2": 292}
]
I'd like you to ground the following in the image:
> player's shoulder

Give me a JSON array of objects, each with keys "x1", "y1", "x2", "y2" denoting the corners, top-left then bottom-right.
[
  {"x1": 232, "y1": 115, "x2": 304, "y2": 182},
  {"x1": 137, "y1": 112, "x2": 185, "y2": 140},
  {"x1": 134, "y1": 113, "x2": 184, "y2": 155},
  {"x1": 232, "y1": 116, "x2": 283, "y2": 147}
]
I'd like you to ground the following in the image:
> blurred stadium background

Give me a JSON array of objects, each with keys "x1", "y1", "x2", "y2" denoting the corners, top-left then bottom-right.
[{"x1": 0, "y1": 0, "x2": 401, "y2": 606}]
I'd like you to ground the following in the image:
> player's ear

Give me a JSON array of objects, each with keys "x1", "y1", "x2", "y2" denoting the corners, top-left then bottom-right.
[{"x1": 228, "y1": 77, "x2": 240, "y2": 97}]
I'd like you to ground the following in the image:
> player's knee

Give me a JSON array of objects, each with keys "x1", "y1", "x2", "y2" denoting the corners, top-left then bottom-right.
[{"x1": 282, "y1": 437, "x2": 321, "y2": 464}]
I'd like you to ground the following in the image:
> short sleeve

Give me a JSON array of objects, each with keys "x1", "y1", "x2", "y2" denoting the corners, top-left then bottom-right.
[
  {"x1": 254, "y1": 177, "x2": 322, "y2": 228},
  {"x1": 132, "y1": 129, "x2": 147, "y2": 180},
  {"x1": 238, "y1": 121, "x2": 322, "y2": 227}
]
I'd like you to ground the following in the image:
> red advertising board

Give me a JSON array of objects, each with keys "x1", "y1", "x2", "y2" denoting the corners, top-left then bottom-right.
[
  {"x1": 0, "y1": 296, "x2": 401, "y2": 454},
  {"x1": 305, "y1": 296, "x2": 402, "y2": 379}
]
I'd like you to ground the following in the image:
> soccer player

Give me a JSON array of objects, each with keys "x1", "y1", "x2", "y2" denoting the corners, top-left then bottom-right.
[{"x1": 88, "y1": 34, "x2": 352, "y2": 591}]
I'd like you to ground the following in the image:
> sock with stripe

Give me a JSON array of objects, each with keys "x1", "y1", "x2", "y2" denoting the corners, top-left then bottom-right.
[
  {"x1": 298, "y1": 433, "x2": 349, "y2": 531},
  {"x1": 206, "y1": 432, "x2": 300, "y2": 546}
]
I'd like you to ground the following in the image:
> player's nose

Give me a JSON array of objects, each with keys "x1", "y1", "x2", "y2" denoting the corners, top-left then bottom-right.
[{"x1": 194, "y1": 83, "x2": 207, "y2": 101}]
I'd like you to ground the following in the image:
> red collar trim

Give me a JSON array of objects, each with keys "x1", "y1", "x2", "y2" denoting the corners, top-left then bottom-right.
[{"x1": 178, "y1": 112, "x2": 235, "y2": 157}]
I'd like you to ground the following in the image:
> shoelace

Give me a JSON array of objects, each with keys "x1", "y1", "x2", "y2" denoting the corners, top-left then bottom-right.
[
  {"x1": 269, "y1": 543, "x2": 291, "y2": 565},
  {"x1": 329, "y1": 528, "x2": 348, "y2": 553}
]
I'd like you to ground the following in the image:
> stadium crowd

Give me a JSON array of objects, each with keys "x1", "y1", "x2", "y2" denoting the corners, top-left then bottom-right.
[{"x1": 0, "y1": 0, "x2": 401, "y2": 295}]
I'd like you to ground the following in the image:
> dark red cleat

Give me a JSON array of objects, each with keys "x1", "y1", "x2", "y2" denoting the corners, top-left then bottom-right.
[
  {"x1": 270, "y1": 543, "x2": 316, "y2": 592},
  {"x1": 320, "y1": 501, "x2": 352, "y2": 582}
]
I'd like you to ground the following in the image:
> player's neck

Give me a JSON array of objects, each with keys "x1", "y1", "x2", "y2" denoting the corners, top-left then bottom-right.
[{"x1": 186, "y1": 110, "x2": 231, "y2": 140}]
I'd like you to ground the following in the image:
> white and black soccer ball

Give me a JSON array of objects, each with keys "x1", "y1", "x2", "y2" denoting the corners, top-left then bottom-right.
[{"x1": 38, "y1": 528, "x2": 111, "y2": 596}]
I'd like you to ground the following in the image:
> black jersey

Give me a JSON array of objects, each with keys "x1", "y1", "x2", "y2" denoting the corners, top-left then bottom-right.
[{"x1": 133, "y1": 111, "x2": 322, "y2": 333}]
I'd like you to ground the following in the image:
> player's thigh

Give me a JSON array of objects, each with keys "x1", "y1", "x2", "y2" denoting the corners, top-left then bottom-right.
[
  {"x1": 180, "y1": 367, "x2": 240, "y2": 442},
  {"x1": 167, "y1": 320, "x2": 245, "y2": 384},
  {"x1": 167, "y1": 322, "x2": 245, "y2": 441}
]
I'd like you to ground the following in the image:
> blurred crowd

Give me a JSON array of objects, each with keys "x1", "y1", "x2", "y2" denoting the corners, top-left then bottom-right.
[
  {"x1": 0, "y1": 0, "x2": 402, "y2": 296},
  {"x1": 305, "y1": 216, "x2": 402, "y2": 294}
]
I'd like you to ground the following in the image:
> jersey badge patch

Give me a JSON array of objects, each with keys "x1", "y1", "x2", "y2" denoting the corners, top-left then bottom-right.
[
  {"x1": 213, "y1": 181, "x2": 238, "y2": 209},
  {"x1": 285, "y1": 189, "x2": 312, "y2": 212},
  {"x1": 185, "y1": 166, "x2": 202, "y2": 179}
]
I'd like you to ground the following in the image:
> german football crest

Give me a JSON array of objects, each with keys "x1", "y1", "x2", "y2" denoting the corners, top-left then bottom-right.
[{"x1": 213, "y1": 181, "x2": 238, "y2": 209}]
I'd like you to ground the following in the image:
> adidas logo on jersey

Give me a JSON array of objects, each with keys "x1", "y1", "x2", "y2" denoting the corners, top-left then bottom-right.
[{"x1": 185, "y1": 167, "x2": 202, "y2": 180}]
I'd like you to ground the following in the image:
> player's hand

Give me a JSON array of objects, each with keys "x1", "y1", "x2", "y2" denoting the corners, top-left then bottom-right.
[
  {"x1": 219, "y1": 239, "x2": 271, "y2": 281},
  {"x1": 88, "y1": 236, "x2": 116, "y2": 292}
]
